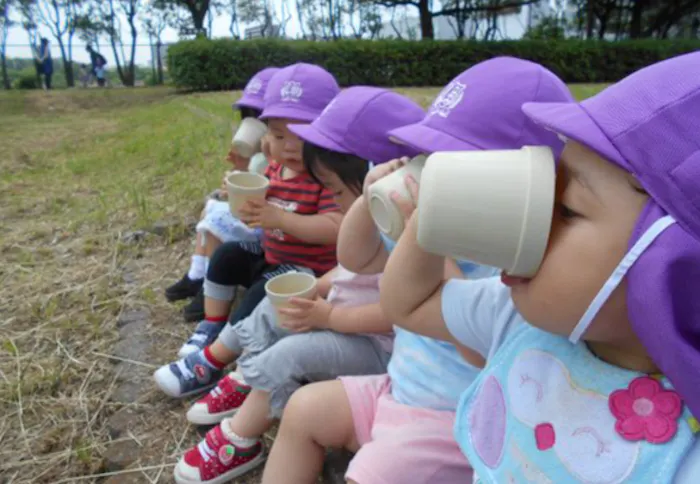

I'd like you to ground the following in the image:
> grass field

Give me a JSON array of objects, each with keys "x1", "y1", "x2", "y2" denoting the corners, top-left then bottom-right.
[{"x1": 0, "y1": 84, "x2": 606, "y2": 483}]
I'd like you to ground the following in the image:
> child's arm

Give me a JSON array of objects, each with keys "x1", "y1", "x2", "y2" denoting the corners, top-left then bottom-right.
[
  {"x1": 327, "y1": 302, "x2": 391, "y2": 334},
  {"x1": 316, "y1": 266, "x2": 338, "y2": 299},
  {"x1": 336, "y1": 197, "x2": 389, "y2": 275},
  {"x1": 239, "y1": 200, "x2": 343, "y2": 245},
  {"x1": 380, "y1": 212, "x2": 455, "y2": 343},
  {"x1": 277, "y1": 211, "x2": 343, "y2": 245},
  {"x1": 279, "y1": 299, "x2": 392, "y2": 335}
]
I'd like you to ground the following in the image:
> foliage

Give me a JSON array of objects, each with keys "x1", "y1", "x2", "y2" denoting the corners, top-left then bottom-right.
[
  {"x1": 12, "y1": 66, "x2": 39, "y2": 87},
  {"x1": 523, "y1": 16, "x2": 568, "y2": 40},
  {"x1": 167, "y1": 37, "x2": 700, "y2": 90}
]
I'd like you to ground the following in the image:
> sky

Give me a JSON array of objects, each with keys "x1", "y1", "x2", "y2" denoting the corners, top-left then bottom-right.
[
  {"x1": 4, "y1": 0, "x2": 413, "y2": 68},
  {"x1": 4, "y1": 1, "x2": 308, "y2": 67},
  {"x1": 4, "y1": 1, "x2": 556, "y2": 67}
]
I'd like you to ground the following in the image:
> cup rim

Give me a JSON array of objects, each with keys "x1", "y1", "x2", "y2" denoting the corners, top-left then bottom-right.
[
  {"x1": 264, "y1": 272, "x2": 317, "y2": 298},
  {"x1": 226, "y1": 171, "x2": 269, "y2": 190}
]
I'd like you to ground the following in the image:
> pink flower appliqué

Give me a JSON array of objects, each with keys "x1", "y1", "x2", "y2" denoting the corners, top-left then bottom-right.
[{"x1": 609, "y1": 376, "x2": 683, "y2": 444}]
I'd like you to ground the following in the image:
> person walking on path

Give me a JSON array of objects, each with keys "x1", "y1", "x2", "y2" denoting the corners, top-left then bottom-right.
[{"x1": 36, "y1": 38, "x2": 53, "y2": 90}]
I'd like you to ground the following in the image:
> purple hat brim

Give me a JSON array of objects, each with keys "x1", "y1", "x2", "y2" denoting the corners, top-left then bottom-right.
[
  {"x1": 260, "y1": 105, "x2": 319, "y2": 123},
  {"x1": 233, "y1": 94, "x2": 265, "y2": 111},
  {"x1": 522, "y1": 102, "x2": 630, "y2": 172},
  {"x1": 288, "y1": 124, "x2": 350, "y2": 154},
  {"x1": 388, "y1": 123, "x2": 482, "y2": 153}
]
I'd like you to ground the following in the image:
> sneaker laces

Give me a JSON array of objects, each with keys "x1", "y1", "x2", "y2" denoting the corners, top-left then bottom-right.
[
  {"x1": 189, "y1": 332, "x2": 208, "y2": 344},
  {"x1": 197, "y1": 440, "x2": 216, "y2": 463},
  {"x1": 176, "y1": 359, "x2": 194, "y2": 380}
]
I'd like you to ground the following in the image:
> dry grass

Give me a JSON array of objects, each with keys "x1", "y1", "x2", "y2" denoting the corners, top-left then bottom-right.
[{"x1": 0, "y1": 84, "x2": 605, "y2": 484}]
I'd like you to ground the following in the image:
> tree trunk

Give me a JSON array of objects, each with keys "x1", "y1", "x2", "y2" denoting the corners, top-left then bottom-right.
[
  {"x1": 418, "y1": 0, "x2": 434, "y2": 39},
  {"x1": 56, "y1": 37, "x2": 74, "y2": 87},
  {"x1": 1, "y1": 52, "x2": 9, "y2": 89},
  {"x1": 187, "y1": 0, "x2": 209, "y2": 36},
  {"x1": 127, "y1": 11, "x2": 138, "y2": 87},
  {"x1": 586, "y1": 0, "x2": 595, "y2": 39},
  {"x1": 156, "y1": 39, "x2": 164, "y2": 85},
  {"x1": 629, "y1": 0, "x2": 647, "y2": 38}
]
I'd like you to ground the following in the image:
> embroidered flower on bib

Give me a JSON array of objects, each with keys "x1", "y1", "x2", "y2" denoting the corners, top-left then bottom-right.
[{"x1": 609, "y1": 376, "x2": 682, "y2": 444}]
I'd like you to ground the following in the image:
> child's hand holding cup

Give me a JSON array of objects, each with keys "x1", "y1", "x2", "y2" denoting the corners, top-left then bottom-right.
[
  {"x1": 366, "y1": 155, "x2": 426, "y2": 240},
  {"x1": 265, "y1": 272, "x2": 319, "y2": 331},
  {"x1": 226, "y1": 171, "x2": 269, "y2": 220}
]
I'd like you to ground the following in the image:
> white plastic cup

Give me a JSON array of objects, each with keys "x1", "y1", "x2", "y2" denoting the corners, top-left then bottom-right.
[
  {"x1": 416, "y1": 146, "x2": 556, "y2": 277},
  {"x1": 368, "y1": 155, "x2": 427, "y2": 240},
  {"x1": 248, "y1": 152, "x2": 269, "y2": 175},
  {"x1": 226, "y1": 171, "x2": 269, "y2": 218},
  {"x1": 265, "y1": 272, "x2": 318, "y2": 323},
  {"x1": 232, "y1": 118, "x2": 268, "y2": 158}
]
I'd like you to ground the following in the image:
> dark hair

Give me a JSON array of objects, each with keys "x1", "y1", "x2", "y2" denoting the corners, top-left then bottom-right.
[
  {"x1": 238, "y1": 106, "x2": 262, "y2": 119},
  {"x1": 41, "y1": 38, "x2": 49, "y2": 44},
  {"x1": 303, "y1": 142, "x2": 369, "y2": 196}
]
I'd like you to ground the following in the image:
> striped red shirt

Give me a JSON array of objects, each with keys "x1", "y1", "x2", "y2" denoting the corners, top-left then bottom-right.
[{"x1": 262, "y1": 162, "x2": 339, "y2": 275}]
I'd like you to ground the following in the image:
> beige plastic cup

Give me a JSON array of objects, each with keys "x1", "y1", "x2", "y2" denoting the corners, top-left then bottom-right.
[
  {"x1": 232, "y1": 118, "x2": 268, "y2": 158},
  {"x1": 265, "y1": 272, "x2": 318, "y2": 323},
  {"x1": 248, "y1": 152, "x2": 269, "y2": 175},
  {"x1": 226, "y1": 171, "x2": 269, "y2": 218},
  {"x1": 367, "y1": 155, "x2": 427, "y2": 240},
  {"x1": 416, "y1": 146, "x2": 556, "y2": 277}
]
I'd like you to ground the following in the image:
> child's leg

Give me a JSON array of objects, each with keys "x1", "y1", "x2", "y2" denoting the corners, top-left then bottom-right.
[{"x1": 262, "y1": 381, "x2": 359, "y2": 484}]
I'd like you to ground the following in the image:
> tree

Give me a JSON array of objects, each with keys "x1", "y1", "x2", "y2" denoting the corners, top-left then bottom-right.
[
  {"x1": 153, "y1": 0, "x2": 210, "y2": 36},
  {"x1": 1, "y1": 0, "x2": 13, "y2": 89},
  {"x1": 101, "y1": 0, "x2": 141, "y2": 86},
  {"x1": 17, "y1": 0, "x2": 42, "y2": 85},
  {"x1": 35, "y1": 0, "x2": 85, "y2": 87},
  {"x1": 239, "y1": 0, "x2": 290, "y2": 38},
  {"x1": 141, "y1": 1, "x2": 168, "y2": 84}
]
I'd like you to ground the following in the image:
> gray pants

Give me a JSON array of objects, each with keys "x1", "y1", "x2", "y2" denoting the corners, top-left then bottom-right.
[{"x1": 219, "y1": 298, "x2": 391, "y2": 418}]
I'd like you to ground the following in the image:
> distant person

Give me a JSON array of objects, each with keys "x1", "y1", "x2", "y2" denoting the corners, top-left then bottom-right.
[
  {"x1": 86, "y1": 45, "x2": 107, "y2": 87},
  {"x1": 36, "y1": 38, "x2": 53, "y2": 90},
  {"x1": 79, "y1": 64, "x2": 90, "y2": 88}
]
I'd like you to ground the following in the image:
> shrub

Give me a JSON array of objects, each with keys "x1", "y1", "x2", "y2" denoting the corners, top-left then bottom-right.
[
  {"x1": 13, "y1": 69, "x2": 40, "y2": 90},
  {"x1": 167, "y1": 38, "x2": 700, "y2": 91}
]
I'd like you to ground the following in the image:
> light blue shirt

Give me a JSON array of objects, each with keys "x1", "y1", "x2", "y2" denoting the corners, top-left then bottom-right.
[
  {"x1": 381, "y1": 233, "x2": 499, "y2": 411},
  {"x1": 441, "y1": 277, "x2": 700, "y2": 483}
]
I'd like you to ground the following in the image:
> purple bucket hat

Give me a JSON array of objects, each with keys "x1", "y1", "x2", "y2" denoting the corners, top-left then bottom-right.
[
  {"x1": 234, "y1": 67, "x2": 280, "y2": 111},
  {"x1": 388, "y1": 57, "x2": 574, "y2": 156},
  {"x1": 260, "y1": 63, "x2": 340, "y2": 123},
  {"x1": 523, "y1": 52, "x2": 700, "y2": 417},
  {"x1": 288, "y1": 86, "x2": 425, "y2": 164}
]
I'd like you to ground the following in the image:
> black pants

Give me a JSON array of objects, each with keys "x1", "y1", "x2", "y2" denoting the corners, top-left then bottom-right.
[
  {"x1": 207, "y1": 242, "x2": 278, "y2": 326},
  {"x1": 44, "y1": 73, "x2": 52, "y2": 90}
]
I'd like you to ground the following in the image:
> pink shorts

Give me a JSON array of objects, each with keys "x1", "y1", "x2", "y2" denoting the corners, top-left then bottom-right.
[{"x1": 340, "y1": 374, "x2": 473, "y2": 484}]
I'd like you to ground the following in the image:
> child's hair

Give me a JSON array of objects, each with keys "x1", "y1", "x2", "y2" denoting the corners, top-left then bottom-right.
[
  {"x1": 238, "y1": 106, "x2": 262, "y2": 120},
  {"x1": 303, "y1": 142, "x2": 368, "y2": 196}
]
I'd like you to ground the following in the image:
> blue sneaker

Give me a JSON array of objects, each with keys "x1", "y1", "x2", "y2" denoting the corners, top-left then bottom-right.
[
  {"x1": 178, "y1": 320, "x2": 225, "y2": 358},
  {"x1": 153, "y1": 350, "x2": 224, "y2": 398}
]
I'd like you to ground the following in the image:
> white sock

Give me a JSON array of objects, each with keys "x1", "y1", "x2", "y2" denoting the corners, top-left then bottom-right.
[
  {"x1": 221, "y1": 419, "x2": 259, "y2": 447},
  {"x1": 187, "y1": 255, "x2": 207, "y2": 281}
]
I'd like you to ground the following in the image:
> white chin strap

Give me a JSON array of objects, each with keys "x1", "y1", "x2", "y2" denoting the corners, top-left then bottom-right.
[{"x1": 568, "y1": 215, "x2": 676, "y2": 344}]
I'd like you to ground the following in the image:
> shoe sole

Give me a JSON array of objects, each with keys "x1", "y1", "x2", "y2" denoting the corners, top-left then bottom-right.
[
  {"x1": 153, "y1": 373, "x2": 216, "y2": 399},
  {"x1": 174, "y1": 452, "x2": 266, "y2": 484},
  {"x1": 186, "y1": 407, "x2": 239, "y2": 426},
  {"x1": 165, "y1": 290, "x2": 197, "y2": 303}
]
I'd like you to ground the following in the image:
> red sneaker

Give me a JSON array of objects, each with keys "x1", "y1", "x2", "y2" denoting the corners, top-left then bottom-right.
[
  {"x1": 187, "y1": 372, "x2": 252, "y2": 425},
  {"x1": 174, "y1": 422, "x2": 265, "y2": 484}
]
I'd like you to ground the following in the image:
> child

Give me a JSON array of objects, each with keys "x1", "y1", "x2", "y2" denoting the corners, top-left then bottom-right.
[
  {"x1": 165, "y1": 67, "x2": 279, "y2": 322},
  {"x1": 154, "y1": 63, "x2": 342, "y2": 394},
  {"x1": 379, "y1": 53, "x2": 700, "y2": 482},
  {"x1": 168, "y1": 86, "x2": 425, "y2": 484},
  {"x1": 260, "y1": 57, "x2": 575, "y2": 484}
]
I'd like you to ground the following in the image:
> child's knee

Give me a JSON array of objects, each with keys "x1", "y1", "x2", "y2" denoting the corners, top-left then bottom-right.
[{"x1": 282, "y1": 384, "x2": 321, "y2": 429}]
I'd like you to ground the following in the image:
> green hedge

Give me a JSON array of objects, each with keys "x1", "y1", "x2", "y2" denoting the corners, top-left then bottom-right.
[{"x1": 167, "y1": 38, "x2": 700, "y2": 91}]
